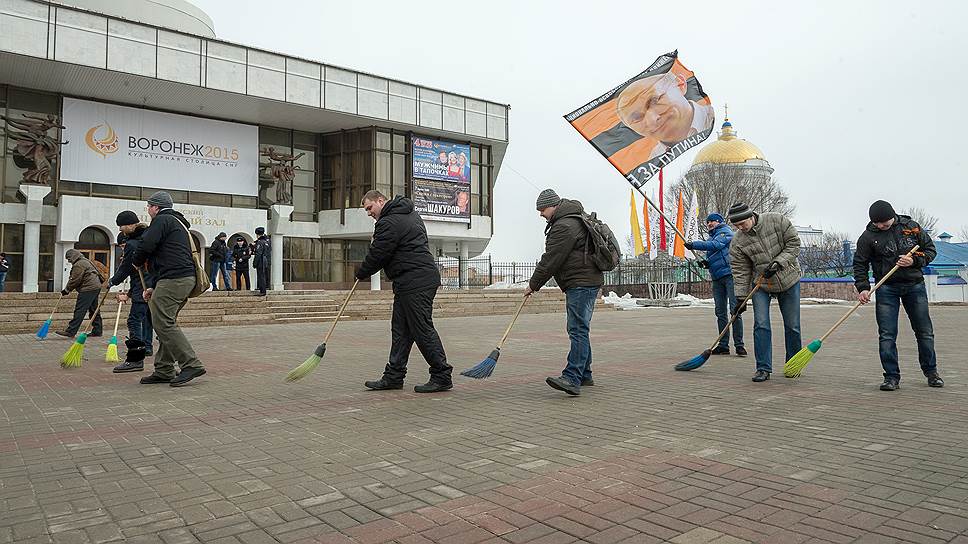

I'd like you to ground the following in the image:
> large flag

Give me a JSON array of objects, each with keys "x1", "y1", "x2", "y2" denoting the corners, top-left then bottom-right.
[
  {"x1": 685, "y1": 189, "x2": 701, "y2": 244},
  {"x1": 629, "y1": 189, "x2": 645, "y2": 257},
  {"x1": 673, "y1": 192, "x2": 686, "y2": 258},
  {"x1": 564, "y1": 50, "x2": 714, "y2": 189}
]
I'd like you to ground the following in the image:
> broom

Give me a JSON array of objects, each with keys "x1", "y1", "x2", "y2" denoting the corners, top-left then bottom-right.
[
  {"x1": 676, "y1": 275, "x2": 765, "y2": 371},
  {"x1": 285, "y1": 279, "x2": 360, "y2": 382},
  {"x1": 61, "y1": 287, "x2": 111, "y2": 368},
  {"x1": 461, "y1": 295, "x2": 529, "y2": 379},
  {"x1": 784, "y1": 245, "x2": 920, "y2": 378},
  {"x1": 105, "y1": 299, "x2": 124, "y2": 363},
  {"x1": 36, "y1": 293, "x2": 66, "y2": 340}
]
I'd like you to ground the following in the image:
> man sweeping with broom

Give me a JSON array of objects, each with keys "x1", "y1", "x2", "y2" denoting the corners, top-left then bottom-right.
[
  {"x1": 55, "y1": 249, "x2": 104, "y2": 339},
  {"x1": 728, "y1": 202, "x2": 802, "y2": 383},
  {"x1": 854, "y1": 200, "x2": 942, "y2": 391},
  {"x1": 107, "y1": 211, "x2": 156, "y2": 373},
  {"x1": 355, "y1": 190, "x2": 453, "y2": 393}
]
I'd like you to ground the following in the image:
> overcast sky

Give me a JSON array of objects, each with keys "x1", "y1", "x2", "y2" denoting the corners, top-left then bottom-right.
[{"x1": 194, "y1": 0, "x2": 968, "y2": 259}]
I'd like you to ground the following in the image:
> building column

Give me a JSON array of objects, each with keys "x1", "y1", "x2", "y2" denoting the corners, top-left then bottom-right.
[
  {"x1": 459, "y1": 241, "x2": 469, "y2": 291},
  {"x1": 18, "y1": 184, "x2": 52, "y2": 293},
  {"x1": 268, "y1": 204, "x2": 293, "y2": 291}
]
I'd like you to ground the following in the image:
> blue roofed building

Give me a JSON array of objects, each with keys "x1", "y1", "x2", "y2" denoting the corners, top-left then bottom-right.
[{"x1": 925, "y1": 233, "x2": 968, "y2": 302}]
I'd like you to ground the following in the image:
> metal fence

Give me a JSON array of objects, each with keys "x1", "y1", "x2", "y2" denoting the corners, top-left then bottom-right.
[{"x1": 434, "y1": 256, "x2": 707, "y2": 289}]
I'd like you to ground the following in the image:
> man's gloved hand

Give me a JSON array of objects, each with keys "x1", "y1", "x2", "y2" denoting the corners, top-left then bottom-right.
[
  {"x1": 60, "y1": 289, "x2": 69, "y2": 296},
  {"x1": 763, "y1": 261, "x2": 781, "y2": 279},
  {"x1": 684, "y1": 241, "x2": 695, "y2": 250},
  {"x1": 733, "y1": 298, "x2": 747, "y2": 315},
  {"x1": 698, "y1": 259, "x2": 710, "y2": 269}
]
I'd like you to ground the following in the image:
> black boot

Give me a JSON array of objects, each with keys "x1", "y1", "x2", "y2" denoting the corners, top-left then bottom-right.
[
  {"x1": 735, "y1": 346, "x2": 748, "y2": 357},
  {"x1": 364, "y1": 378, "x2": 403, "y2": 391},
  {"x1": 710, "y1": 346, "x2": 730, "y2": 355},
  {"x1": 414, "y1": 380, "x2": 452, "y2": 393},
  {"x1": 546, "y1": 376, "x2": 580, "y2": 396},
  {"x1": 926, "y1": 372, "x2": 944, "y2": 388},
  {"x1": 880, "y1": 377, "x2": 900, "y2": 391},
  {"x1": 752, "y1": 370, "x2": 770, "y2": 382}
]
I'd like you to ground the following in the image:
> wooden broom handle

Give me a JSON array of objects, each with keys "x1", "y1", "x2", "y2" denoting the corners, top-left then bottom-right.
[
  {"x1": 136, "y1": 267, "x2": 148, "y2": 295},
  {"x1": 112, "y1": 300, "x2": 123, "y2": 337},
  {"x1": 819, "y1": 245, "x2": 919, "y2": 342},
  {"x1": 324, "y1": 279, "x2": 360, "y2": 344},
  {"x1": 47, "y1": 292, "x2": 65, "y2": 321},
  {"x1": 707, "y1": 276, "x2": 764, "y2": 351},
  {"x1": 83, "y1": 287, "x2": 112, "y2": 334},
  {"x1": 498, "y1": 296, "x2": 529, "y2": 349}
]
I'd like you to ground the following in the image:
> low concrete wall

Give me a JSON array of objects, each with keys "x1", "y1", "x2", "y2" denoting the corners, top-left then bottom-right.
[{"x1": 606, "y1": 279, "x2": 858, "y2": 301}]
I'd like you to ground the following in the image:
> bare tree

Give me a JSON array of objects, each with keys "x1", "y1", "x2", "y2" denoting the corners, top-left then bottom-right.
[
  {"x1": 960, "y1": 226, "x2": 968, "y2": 243},
  {"x1": 799, "y1": 231, "x2": 854, "y2": 278},
  {"x1": 900, "y1": 206, "x2": 939, "y2": 234},
  {"x1": 665, "y1": 164, "x2": 796, "y2": 221}
]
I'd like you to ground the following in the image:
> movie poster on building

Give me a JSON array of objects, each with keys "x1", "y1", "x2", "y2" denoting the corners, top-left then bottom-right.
[
  {"x1": 564, "y1": 50, "x2": 714, "y2": 189},
  {"x1": 411, "y1": 137, "x2": 472, "y2": 183},
  {"x1": 61, "y1": 98, "x2": 259, "y2": 196},
  {"x1": 412, "y1": 178, "x2": 471, "y2": 223}
]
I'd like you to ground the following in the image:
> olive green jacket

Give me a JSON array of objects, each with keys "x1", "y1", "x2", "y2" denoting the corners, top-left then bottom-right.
[{"x1": 730, "y1": 213, "x2": 802, "y2": 296}]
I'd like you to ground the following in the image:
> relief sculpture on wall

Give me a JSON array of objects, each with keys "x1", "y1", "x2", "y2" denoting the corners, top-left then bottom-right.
[
  {"x1": 1, "y1": 113, "x2": 68, "y2": 186},
  {"x1": 259, "y1": 147, "x2": 304, "y2": 206}
]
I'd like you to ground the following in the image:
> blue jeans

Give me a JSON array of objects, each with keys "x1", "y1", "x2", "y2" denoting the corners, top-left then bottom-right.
[
  {"x1": 712, "y1": 275, "x2": 744, "y2": 349},
  {"x1": 210, "y1": 261, "x2": 231, "y2": 289},
  {"x1": 561, "y1": 286, "x2": 598, "y2": 386},
  {"x1": 0, "y1": 271, "x2": 6, "y2": 292},
  {"x1": 751, "y1": 282, "x2": 801, "y2": 372},
  {"x1": 875, "y1": 282, "x2": 936, "y2": 380},
  {"x1": 128, "y1": 301, "x2": 154, "y2": 352}
]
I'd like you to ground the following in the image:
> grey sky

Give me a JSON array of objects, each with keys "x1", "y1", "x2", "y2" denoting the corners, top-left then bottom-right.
[{"x1": 194, "y1": 0, "x2": 968, "y2": 258}]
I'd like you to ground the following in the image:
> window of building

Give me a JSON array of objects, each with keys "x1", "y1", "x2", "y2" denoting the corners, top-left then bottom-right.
[
  {"x1": 321, "y1": 128, "x2": 411, "y2": 213},
  {"x1": 282, "y1": 236, "x2": 322, "y2": 282},
  {"x1": 470, "y1": 143, "x2": 492, "y2": 217},
  {"x1": 0, "y1": 223, "x2": 25, "y2": 286},
  {"x1": 39, "y1": 225, "x2": 55, "y2": 291},
  {"x1": 292, "y1": 131, "x2": 318, "y2": 222}
]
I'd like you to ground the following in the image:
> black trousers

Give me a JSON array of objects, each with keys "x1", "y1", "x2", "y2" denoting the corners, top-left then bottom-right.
[
  {"x1": 255, "y1": 265, "x2": 269, "y2": 294},
  {"x1": 65, "y1": 289, "x2": 103, "y2": 336},
  {"x1": 236, "y1": 267, "x2": 251, "y2": 291},
  {"x1": 384, "y1": 286, "x2": 452, "y2": 384}
]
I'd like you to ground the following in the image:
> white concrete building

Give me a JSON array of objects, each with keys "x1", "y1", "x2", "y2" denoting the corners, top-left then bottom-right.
[{"x1": 0, "y1": 0, "x2": 508, "y2": 292}]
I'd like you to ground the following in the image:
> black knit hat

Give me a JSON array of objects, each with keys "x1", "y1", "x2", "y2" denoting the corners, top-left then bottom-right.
[
  {"x1": 255, "y1": 227, "x2": 265, "y2": 235},
  {"x1": 868, "y1": 200, "x2": 896, "y2": 223},
  {"x1": 728, "y1": 202, "x2": 754, "y2": 223},
  {"x1": 116, "y1": 210, "x2": 139, "y2": 226}
]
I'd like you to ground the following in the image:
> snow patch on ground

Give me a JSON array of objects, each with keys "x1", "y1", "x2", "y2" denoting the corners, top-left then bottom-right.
[{"x1": 484, "y1": 280, "x2": 530, "y2": 290}]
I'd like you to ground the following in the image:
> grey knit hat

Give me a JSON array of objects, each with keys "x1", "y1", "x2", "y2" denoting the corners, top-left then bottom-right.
[
  {"x1": 146, "y1": 191, "x2": 174, "y2": 209},
  {"x1": 728, "y1": 202, "x2": 754, "y2": 223},
  {"x1": 535, "y1": 189, "x2": 561, "y2": 210}
]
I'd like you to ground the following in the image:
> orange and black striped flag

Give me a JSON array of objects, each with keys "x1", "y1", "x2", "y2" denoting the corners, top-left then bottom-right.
[{"x1": 564, "y1": 50, "x2": 714, "y2": 189}]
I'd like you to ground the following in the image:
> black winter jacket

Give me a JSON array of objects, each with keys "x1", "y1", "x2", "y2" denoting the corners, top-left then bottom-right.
[
  {"x1": 109, "y1": 224, "x2": 156, "y2": 302},
  {"x1": 355, "y1": 196, "x2": 440, "y2": 294},
  {"x1": 253, "y1": 236, "x2": 271, "y2": 269},
  {"x1": 132, "y1": 209, "x2": 196, "y2": 281},
  {"x1": 529, "y1": 199, "x2": 604, "y2": 292},
  {"x1": 209, "y1": 239, "x2": 228, "y2": 262},
  {"x1": 853, "y1": 214, "x2": 936, "y2": 292},
  {"x1": 232, "y1": 243, "x2": 251, "y2": 269}
]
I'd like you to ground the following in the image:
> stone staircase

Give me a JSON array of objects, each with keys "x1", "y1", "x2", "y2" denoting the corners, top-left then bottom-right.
[{"x1": 0, "y1": 289, "x2": 610, "y2": 335}]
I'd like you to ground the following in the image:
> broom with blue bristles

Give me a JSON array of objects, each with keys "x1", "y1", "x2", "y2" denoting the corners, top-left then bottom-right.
[
  {"x1": 785, "y1": 245, "x2": 919, "y2": 378},
  {"x1": 61, "y1": 287, "x2": 111, "y2": 368},
  {"x1": 36, "y1": 293, "x2": 66, "y2": 340},
  {"x1": 676, "y1": 275, "x2": 765, "y2": 371},
  {"x1": 462, "y1": 295, "x2": 529, "y2": 379},
  {"x1": 105, "y1": 299, "x2": 124, "y2": 363},
  {"x1": 285, "y1": 279, "x2": 360, "y2": 382}
]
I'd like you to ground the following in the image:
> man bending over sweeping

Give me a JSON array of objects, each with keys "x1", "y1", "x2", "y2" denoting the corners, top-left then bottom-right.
[
  {"x1": 356, "y1": 190, "x2": 453, "y2": 393},
  {"x1": 728, "y1": 202, "x2": 802, "y2": 383},
  {"x1": 854, "y1": 200, "x2": 942, "y2": 391}
]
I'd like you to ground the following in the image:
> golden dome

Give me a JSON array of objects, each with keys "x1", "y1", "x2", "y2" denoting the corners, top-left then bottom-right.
[{"x1": 692, "y1": 119, "x2": 767, "y2": 166}]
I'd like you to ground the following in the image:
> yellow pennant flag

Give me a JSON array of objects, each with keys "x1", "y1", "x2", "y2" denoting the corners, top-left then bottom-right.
[
  {"x1": 673, "y1": 192, "x2": 686, "y2": 258},
  {"x1": 630, "y1": 189, "x2": 645, "y2": 257}
]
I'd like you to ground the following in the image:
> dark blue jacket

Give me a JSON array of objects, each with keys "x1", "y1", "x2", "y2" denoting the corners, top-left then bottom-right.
[
  {"x1": 690, "y1": 223, "x2": 734, "y2": 280},
  {"x1": 109, "y1": 224, "x2": 156, "y2": 302}
]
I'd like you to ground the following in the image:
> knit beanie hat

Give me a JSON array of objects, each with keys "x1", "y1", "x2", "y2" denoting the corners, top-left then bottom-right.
[
  {"x1": 146, "y1": 191, "x2": 174, "y2": 209},
  {"x1": 727, "y1": 202, "x2": 754, "y2": 223},
  {"x1": 706, "y1": 213, "x2": 725, "y2": 223},
  {"x1": 868, "y1": 200, "x2": 896, "y2": 223},
  {"x1": 255, "y1": 227, "x2": 265, "y2": 235},
  {"x1": 535, "y1": 189, "x2": 561, "y2": 210},
  {"x1": 116, "y1": 210, "x2": 139, "y2": 226}
]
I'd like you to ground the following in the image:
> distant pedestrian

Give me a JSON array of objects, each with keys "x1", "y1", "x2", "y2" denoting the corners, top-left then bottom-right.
[
  {"x1": 853, "y1": 200, "x2": 942, "y2": 391},
  {"x1": 685, "y1": 213, "x2": 746, "y2": 357},
  {"x1": 728, "y1": 202, "x2": 802, "y2": 383},
  {"x1": 106, "y1": 211, "x2": 156, "y2": 372},
  {"x1": 526, "y1": 189, "x2": 605, "y2": 396},
  {"x1": 208, "y1": 232, "x2": 232, "y2": 291},
  {"x1": 131, "y1": 191, "x2": 206, "y2": 387},
  {"x1": 56, "y1": 249, "x2": 104, "y2": 338},
  {"x1": 232, "y1": 237, "x2": 251, "y2": 290},
  {"x1": 253, "y1": 227, "x2": 271, "y2": 296},
  {"x1": 0, "y1": 252, "x2": 8, "y2": 293}
]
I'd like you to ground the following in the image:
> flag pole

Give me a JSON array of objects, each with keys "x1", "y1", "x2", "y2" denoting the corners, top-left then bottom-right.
[{"x1": 636, "y1": 187, "x2": 701, "y2": 261}]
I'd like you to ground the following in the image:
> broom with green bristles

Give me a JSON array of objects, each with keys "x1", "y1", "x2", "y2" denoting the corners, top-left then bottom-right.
[
  {"x1": 61, "y1": 287, "x2": 111, "y2": 368},
  {"x1": 784, "y1": 245, "x2": 920, "y2": 378},
  {"x1": 105, "y1": 299, "x2": 124, "y2": 363},
  {"x1": 676, "y1": 275, "x2": 765, "y2": 371},
  {"x1": 285, "y1": 279, "x2": 360, "y2": 382},
  {"x1": 36, "y1": 293, "x2": 66, "y2": 340},
  {"x1": 461, "y1": 294, "x2": 529, "y2": 379}
]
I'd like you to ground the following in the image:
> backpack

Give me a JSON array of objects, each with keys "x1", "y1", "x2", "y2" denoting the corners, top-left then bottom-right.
[{"x1": 562, "y1": 211, "x2": 622, "y2": 272}]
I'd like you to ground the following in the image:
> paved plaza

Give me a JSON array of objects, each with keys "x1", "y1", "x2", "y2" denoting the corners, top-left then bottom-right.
[{"x1": 1, "y1": 304, "x2": 967, "y2": 544}]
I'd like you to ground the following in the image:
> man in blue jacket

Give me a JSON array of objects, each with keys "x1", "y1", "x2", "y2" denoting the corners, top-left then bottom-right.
[{"x1": 685, "y1": 213, "x2": 746, "y2": 356}]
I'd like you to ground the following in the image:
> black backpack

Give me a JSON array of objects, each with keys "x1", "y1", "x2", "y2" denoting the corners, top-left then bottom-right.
[{"x1": 561, "y1": 212, "x2": 622, "y2": 271}]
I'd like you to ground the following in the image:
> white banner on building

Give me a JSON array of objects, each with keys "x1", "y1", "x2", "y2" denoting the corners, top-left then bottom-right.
[{"x1": 61, "y1": 98, "x2": 259, "y2": 196}]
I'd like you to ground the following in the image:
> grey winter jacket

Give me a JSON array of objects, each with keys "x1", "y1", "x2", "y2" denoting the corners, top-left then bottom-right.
[{"x1": 730, "y1": 213, "x2": 802, "y2": 296}]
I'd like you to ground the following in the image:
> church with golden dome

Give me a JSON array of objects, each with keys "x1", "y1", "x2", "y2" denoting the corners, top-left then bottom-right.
[{"x1": 686, "y1": 115, "x2": 773, "y2": 181}]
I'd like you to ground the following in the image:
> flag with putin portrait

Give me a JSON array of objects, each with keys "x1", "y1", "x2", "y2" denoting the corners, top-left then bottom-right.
[{"x1": 564, "y1": 50, "x2": 714, "y2": 188}]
